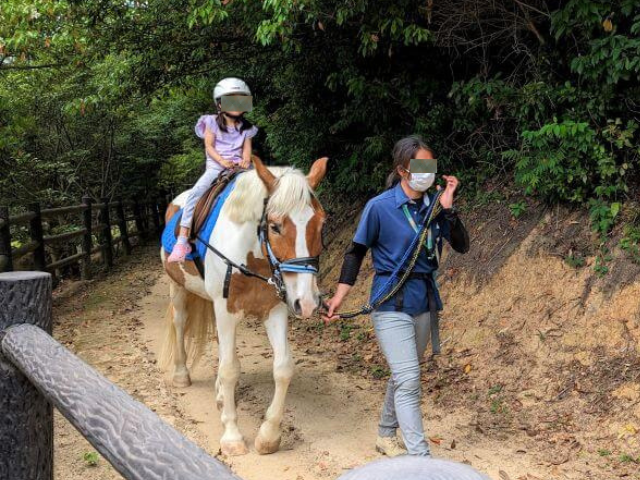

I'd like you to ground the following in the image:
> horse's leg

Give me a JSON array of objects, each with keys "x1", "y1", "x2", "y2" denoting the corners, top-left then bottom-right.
[
  {"x1": 255, "y1": 303, "x2": 294, "y2": 455},
  {"x1": 170, "y1": 281, "x2": 191, "y2": 387},
  {"x1": 214, "y1": 300, "x2": 247, "y2": 456}
]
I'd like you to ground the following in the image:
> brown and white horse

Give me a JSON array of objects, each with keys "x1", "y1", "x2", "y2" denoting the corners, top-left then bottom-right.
[{"x1": 160, "y1": 157, "x2": 328, "y2": 456}]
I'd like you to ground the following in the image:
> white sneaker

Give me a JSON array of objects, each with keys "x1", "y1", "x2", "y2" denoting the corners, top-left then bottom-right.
[{"x1": 375, "y1": 436, "x2": 408, "y2": 457}]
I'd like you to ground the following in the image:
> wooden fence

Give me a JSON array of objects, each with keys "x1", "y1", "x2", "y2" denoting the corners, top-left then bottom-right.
[{"x1": 0, "y1": 195, "x2": 171, "y2": 279}]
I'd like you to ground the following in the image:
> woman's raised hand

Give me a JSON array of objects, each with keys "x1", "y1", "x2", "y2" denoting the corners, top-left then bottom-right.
[{"x1": 437, "y1": 175, "x2": 459, "y2": 209}]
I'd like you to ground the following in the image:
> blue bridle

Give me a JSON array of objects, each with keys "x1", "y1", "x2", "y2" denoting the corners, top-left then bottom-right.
[{"x1": 258, "y1": 197, "x2": 320, "y2": 301}]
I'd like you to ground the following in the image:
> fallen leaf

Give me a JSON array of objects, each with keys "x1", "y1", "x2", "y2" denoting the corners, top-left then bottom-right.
[{"x1": 464, "y1": 364, "x2": 472, "y2": 374}]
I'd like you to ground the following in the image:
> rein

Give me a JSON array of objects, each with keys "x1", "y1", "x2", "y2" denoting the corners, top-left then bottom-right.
[{"x1": 336, "y1": 190, "x2": 443, "y2": 320}]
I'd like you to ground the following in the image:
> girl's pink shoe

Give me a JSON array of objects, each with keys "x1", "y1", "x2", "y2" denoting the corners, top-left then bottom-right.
[{"x1": 167, "y1": 242, "x2": 192, "y2": 263}]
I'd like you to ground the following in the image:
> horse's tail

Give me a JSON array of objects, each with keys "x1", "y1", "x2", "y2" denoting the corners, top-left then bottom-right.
[{"x1": 159, "y1": 280, "x2": 214, "y2": 373}]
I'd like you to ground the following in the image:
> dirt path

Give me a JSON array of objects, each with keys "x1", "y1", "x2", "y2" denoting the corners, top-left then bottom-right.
[{"x1": 53, "y1": 248, "x2": 582, "y2": 480}]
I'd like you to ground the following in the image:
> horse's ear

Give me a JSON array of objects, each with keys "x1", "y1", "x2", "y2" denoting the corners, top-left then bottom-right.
[
  {"x1": 253, "y1": 155, "x2": 277, "y2": 193},
  {"x1": 307, "y1": 157, "x2": 329, "y2": 190}
]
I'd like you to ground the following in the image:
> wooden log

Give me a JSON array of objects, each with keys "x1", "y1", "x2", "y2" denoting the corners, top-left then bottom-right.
[
  {"x1": 0, "y1": 206, "x2": 12, "y2": 273},
  {"x1": 28, "y1": 203, "x2": 46, "y2": 272},
  {"x1": 98, "y1": 198, "x2": 113, "y2": 269},
  {"x1": 81, "y1": 197, "x2": 93, "y2": 280},
  {"x1": 0, "y1": 271, "x2": 53, "y2": 480},
  {"x1": 40, "y1": 205, "x2": 85, "y2": 218},
  {"x1": 114, "y1": 198, "x2": 131, "y2": 255},
  {"x1": 43, "y1": 229, "x2": 87, "y2": 244},
  {"x1": 46, "y1": 252, "x2": 85, "y2": 272}
]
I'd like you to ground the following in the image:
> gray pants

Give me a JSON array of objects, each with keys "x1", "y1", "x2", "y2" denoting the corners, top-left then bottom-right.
[
  {"x1": 179, "y1": 168, "x2": 221, "y2": 229},
  {"x1": 371, "y1": 310, "x2": 432, "y2": 456}
]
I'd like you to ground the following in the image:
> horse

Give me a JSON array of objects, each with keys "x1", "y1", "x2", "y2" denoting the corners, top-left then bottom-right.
[{"x1": 159, "y1": 156, "x2": 328, "y2": 456}]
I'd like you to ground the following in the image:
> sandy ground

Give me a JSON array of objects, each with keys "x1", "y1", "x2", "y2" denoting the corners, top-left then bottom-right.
[{"x1": 52, "y1": 249, "x2": 566, "y2": 480}]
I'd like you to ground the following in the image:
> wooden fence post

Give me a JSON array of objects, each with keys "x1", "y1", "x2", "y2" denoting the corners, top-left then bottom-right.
[
  {"x1": 158, "y1": 196, "x2": 168, "y2": 231},
  {"x1": 99, "y1": 197, "x2": 113, "y2": 269},
  {"x1": 149, "y1": 200, "x2": 161, "y2": 239},
  {"x1": 28, "y1": 203, "x2": 46, "y2": 272},
  {"x1": 0, "y1": 206, "x2": 13, "y2": 273},
  {"x1": 114, "y1": 198, "x2": 131, "y2": 255},
  {"x1": 0, "y1": 271, "x2": 53, "y2": 480},
  {"x1": 132, "y1": 199, "x2": 145, "y2": 241},
  {"x1": 81, "y1": 197, "x2": 93, "y2": 280}
]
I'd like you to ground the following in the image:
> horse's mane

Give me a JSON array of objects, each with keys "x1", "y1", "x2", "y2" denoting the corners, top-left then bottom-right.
[{"x1": 225, "y1": 167, "x2": 312, "y2": 224}]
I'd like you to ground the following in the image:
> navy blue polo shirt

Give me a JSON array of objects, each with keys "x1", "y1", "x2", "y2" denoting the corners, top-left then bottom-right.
[{"x1": 353, "y1": 182, "x2": 451, "y2": 315}]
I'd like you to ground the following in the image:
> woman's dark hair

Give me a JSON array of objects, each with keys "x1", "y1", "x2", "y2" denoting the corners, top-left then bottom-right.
[
  {"x1": 385, "y1": 135, "x2": 433, "y2": 188},
  {"x1": 215, "y1": 100, "x2": 254, "y2": 133}
]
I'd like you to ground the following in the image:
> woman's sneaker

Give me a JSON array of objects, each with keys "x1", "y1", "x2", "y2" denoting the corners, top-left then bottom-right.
[
  {"x1": 375, "y1": 436, "x2": 407, "y2": 457},
  {"x1": 167, "y1": 242, "x2": 192, "y2": 263}
]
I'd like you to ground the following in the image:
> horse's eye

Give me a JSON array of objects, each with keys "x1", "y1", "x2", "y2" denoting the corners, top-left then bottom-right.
[{"x1": 270, "y1": 223, "x2": 282, "y2": 235}]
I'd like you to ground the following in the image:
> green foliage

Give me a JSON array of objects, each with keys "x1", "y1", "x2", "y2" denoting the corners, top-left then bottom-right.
[
  {"x1": 509, "y1": 202, "x2": 527, "y2": 218},
  {"x1": 565, "y1": 255, "x2": 586, "y2": 269},
  {"x1": 82, "y1": 451, "x2": 99, "y2": 467},
  {"x1": 619, "y1": 224, "x2": 640, "y2": 264},
  {"x1": 1, "y1": 0, "x2": 640, "y2": 282}
]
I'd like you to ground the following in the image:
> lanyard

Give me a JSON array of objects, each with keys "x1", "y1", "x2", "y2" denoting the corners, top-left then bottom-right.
[{"x1": 402, "y1": 204, "x2": 438, "y2": 263}]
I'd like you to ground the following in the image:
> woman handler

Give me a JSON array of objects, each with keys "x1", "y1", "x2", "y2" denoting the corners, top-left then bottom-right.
[{"x1": 323, "y1": 135, "x2": 470, "y2": 457}]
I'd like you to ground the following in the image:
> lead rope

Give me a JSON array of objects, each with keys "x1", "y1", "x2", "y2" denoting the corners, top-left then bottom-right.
[{"x1": 336, "y1": 190, "x2": 443, "y2": 320}]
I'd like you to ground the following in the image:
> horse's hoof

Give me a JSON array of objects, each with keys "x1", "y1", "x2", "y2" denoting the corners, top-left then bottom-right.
[
  {"x1": 172, "y1": 372, "x2": 191, "y2": 388},
  {"x1": 221, "y1": 440, "x2": 248, "y2": 456},
  {"x1": 255, "y1": 434, "x2": 281, "y2": 455}
]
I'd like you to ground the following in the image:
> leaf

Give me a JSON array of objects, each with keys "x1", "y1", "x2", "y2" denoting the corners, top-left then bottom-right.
[
  {"x1": 610, "y1": 202, "x2": 621, "y2": 218},
  {"x1": 603, "y1": 18, "x2": 613, "y2": 32},
  {"x1": 464, "y1": 364, "x2": 472, "y2": 374}
]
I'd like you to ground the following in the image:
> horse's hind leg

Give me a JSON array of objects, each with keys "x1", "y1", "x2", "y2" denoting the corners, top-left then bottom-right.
[
  {"x1": 255, "y1": 303, "x2": 294, "y2": 455},
  {"x1": 214, "y1": 300, "x2": 248, "y2": 456},
  {"x1": 170, "y1": 281, "x2": 192, "y2": 387}
]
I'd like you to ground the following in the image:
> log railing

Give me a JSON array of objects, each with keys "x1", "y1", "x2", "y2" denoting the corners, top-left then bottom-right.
[{"x1": 0, "y1": 195, "x2": 172, "y2": 279}]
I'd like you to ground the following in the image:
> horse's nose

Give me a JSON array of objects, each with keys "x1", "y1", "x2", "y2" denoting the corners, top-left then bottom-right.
[
  {"x1": 292, "y1": 296, "x2": 319, "y2": 318},
  {"x1": 293, "y1": 299, "x2": 302, "y2": 317}
]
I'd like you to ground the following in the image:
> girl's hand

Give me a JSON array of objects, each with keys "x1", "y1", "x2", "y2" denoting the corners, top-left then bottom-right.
[
  {"x1": 219, "y1": 158, "x2": 234, "y2": 169},
  {"x1": 239, "y1": 156, "x2": 251, "y2": 169},
  {"x1": 321, "y1": 296, "x2": 343, "y2": 324},
  {"x1": 437, "y1": 175, "x2": 459, "y2": 209}
]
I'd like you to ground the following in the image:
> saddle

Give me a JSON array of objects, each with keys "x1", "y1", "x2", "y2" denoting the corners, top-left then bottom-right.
[{"x1": 174, "y1": 169, "x2": 240, "y2": 240}]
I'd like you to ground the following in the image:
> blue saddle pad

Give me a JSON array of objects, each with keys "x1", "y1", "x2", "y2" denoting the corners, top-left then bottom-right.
[{"x1": 161, "y1": 176, "x2": 238, "y2": 260}]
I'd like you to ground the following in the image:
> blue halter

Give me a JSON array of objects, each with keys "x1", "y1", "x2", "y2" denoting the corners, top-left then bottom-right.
[{"x1": 258, "y1": 197, "x2": 320, "y2": 301}]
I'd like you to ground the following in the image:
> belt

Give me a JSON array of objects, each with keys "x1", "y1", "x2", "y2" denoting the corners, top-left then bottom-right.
[{"x1": 375, "y1": 270, "x2": 441, "y2": 355}]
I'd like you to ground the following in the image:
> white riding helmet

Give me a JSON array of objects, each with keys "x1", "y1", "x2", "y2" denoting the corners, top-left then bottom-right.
[{"x1": 213, "y1": 77, "x2": 252, "y2": 103}]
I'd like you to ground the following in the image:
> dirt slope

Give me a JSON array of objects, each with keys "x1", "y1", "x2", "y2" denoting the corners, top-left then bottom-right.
[{"x1": 318, "y1": 195, "x2": 640, "y2": 479}]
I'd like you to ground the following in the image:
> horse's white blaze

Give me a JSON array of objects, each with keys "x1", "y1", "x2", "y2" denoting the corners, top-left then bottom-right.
[{"x1": 285, "y1": 206, "x2": 318, "y2": 318}]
